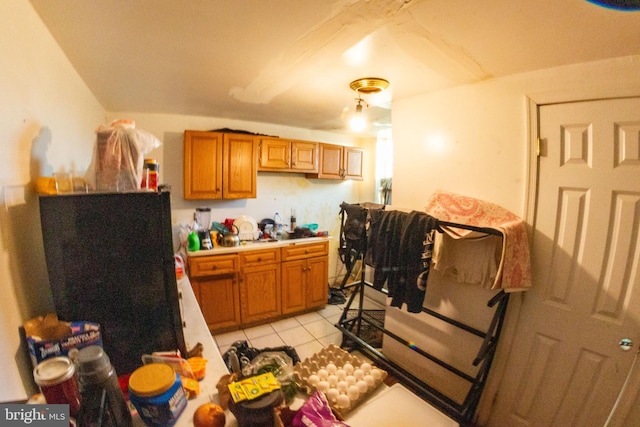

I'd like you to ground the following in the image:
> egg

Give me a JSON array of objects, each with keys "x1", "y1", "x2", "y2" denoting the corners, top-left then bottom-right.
[
  {"x1": 356, "y1": 380, "x2": 368, "y2": 394},
  {"x1": 370, "y1": 368, "x2": 382, "y2": 380},
  {"x1": 327, "y1": 388, "x2": 339, "y2": 403},
  {"x1": 337, "y1": 380, "x2": 348, "y2": 392},
  {"x1": 326, "y1": 363, "x2": 337, "y2": 373},
  {"x1": 308, "y1": 374, "x2": 320, "y2": 386},
  {"x1": 336, "y1": 369, "x2": 346, "y2": 380},
  {"x1": 353, "y1": 368, "x2": 364, "y2": 380},
  {"x1": 317, "y1": 369, "x2": 328, "y2": 380},
  {"x1": 364, "y1": 374, "x2": 375, "y2": 387},
  {"x1": 345, "y1": 375, "x2": 357, "y2": 386},
  {"x1": 327, "y1": 374, "x2": 339, "y2": 386},
  {"x1": 360, "y1": 362, "x2": 372, "y2": 373},
  {"x1": 347, "y1": 385, "x2": 360, "y2": 401},
  {"x1": 317, "y1": 380, "x2": 330, "y2": 393},
  {"x1": 342, "y1": 363, "x2": 354, "y2": 374},
  {"x1": 336, "y1": 394, "x2": 350, "y2": 409}
]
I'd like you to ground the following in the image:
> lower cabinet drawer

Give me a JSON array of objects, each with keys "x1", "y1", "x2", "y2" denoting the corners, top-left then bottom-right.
[
  {"x1": 240, "y1": 248, "x2": 280, "y2": 268},
  {"x1": 281, "y1": 241, "x2": 328, "y2": 261},
  {"x1": 189, "y1": 254, "x2": 238, "y2": 277}
]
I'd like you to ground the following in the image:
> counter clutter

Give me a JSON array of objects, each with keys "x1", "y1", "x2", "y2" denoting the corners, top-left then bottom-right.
[{"x1": 185, "y1": 210, "x2": 327, "y2": 253}]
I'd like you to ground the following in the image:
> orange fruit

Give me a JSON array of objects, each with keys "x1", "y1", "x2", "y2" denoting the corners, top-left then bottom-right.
[{"x1": 193, "y1": 403, "x2": 226, "y2": 427}]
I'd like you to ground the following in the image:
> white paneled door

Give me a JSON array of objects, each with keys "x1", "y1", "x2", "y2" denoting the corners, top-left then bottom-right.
[{"x1": 490, "y1": 98, "x2": 640, "y2": 426}]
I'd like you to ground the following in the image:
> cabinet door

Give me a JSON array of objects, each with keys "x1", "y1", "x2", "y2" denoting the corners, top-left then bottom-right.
[
  {"x1": 195, "y1": 274, "x2": 241, "y2": 331},
  {"x1": 240, "y1": 263, "x2": 281, "y2": 324},
  {"x1": 223, "y1": 133, "x2": 257, "y2": 199},
  {"x1": 281, "y1": 259, "x2": 307, "y2": 315},
  {"x1": 258, "y1": 137, "x2": 290, "y2": 170},
  {"x1": 184, "y1": 131, "x2": 223, "y2": 199},
  {"x1": 343, "y1": 147, "x2": 363, "y2": 180},
  {"x1": 316, "y1": 143, "x2": 343, "y2": 179},
  {"x1": 306, "y1": 256, "x2": 329, "y2": 309},
  {"x1": 291, "y1": 140, "x2": 318, "y2": 172}
]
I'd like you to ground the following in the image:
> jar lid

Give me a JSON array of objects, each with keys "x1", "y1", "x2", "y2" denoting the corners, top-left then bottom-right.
[
  {"x1": 33, "y1": 357, "x2": 75, "y2": 386},
  {"x1": 129, "y1": 363, "x2": 176, "y2": 397}
]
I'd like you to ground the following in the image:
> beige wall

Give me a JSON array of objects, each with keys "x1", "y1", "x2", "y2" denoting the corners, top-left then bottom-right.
[
  {"x1": 0, "y1": 1, "x2": 106, "y2": 402},
  {"x1": 392, "y1": 55, "x2": 640, "y2": 216}
]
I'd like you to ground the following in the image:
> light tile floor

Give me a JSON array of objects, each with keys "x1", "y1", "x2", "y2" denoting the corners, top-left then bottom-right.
[{"x1": 214, "y1": 303, "x2": 347, "y2": 362}]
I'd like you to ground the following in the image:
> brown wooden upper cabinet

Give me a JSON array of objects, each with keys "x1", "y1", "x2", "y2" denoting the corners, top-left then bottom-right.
[
  {"x1": 258, "y1": 137, "x2": 318, "y2": 173},
  {"x1": 307, "y1": 143, "x2": 363, "y2": 180},
  {"x1": 184, "y1": 130, "x2": 257, "y2": 199}
]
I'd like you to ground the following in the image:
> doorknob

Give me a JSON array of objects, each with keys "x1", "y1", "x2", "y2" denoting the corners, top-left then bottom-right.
[{"x1": 619, "y1": 338, "x2": 633, "y2": 351}]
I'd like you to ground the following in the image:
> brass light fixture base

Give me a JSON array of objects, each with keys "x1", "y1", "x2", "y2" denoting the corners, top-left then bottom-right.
[{"x1": 349, "y1": 77, "x2": 390, "y2": 94}]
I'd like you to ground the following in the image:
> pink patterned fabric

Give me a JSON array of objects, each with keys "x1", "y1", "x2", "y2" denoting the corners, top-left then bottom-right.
[{"x1": 424, "y1": 190, "x2": 532, "y2": 291}]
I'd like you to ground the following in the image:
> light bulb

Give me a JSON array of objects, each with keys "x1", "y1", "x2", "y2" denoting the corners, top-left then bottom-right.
[{"x1": 350, "y1": 114, "x2": 366, "y2": 132}]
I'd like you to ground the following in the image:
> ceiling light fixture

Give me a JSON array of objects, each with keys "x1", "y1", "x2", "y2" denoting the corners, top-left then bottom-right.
[
  {"x1": 350, "y1": 98, "x2": 368, "y2": 132},
  {"x1": 348, "y1": 77, "x2": 389, "y2": 132},
  {"x1": 349, "y1": 77, "x2": 390, "y2": 94}
]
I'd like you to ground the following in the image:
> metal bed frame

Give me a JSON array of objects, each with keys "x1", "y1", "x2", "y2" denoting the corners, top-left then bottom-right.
[{"x1": 335, "y1": 205, "x2": 510, "y2": 425}]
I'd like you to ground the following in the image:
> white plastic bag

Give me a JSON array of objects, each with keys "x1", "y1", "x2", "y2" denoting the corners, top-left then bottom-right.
[{"x1": 85, "y1": 120, "x2": 161, "y2": 191}]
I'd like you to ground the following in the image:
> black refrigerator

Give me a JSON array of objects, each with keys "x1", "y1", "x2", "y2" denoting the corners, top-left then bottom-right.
[{"x1": 39, "y1": 190, "x2": 187, "y2": 375}]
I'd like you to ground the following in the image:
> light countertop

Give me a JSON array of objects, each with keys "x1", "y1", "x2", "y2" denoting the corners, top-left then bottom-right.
[{"x1": 187, "y1": 236, "x2": 331, "y2": 257}]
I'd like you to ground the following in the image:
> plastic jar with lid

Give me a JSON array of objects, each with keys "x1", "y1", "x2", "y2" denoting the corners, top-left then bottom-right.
[
  {"x1": 33, "y1": 356, "x2": 81, "y2": 418},
  {"x1": 141, "y1": 159, "x2": 159, "y2": 191},
  {"x1": 128, "y1": 363, "x2": 187, "y2": 426}
]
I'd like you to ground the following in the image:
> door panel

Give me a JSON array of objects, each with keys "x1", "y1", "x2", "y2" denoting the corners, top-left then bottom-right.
[
  {"x1": 306, "y1": 256, "x2": 329, "y2": 309},
  {"x1": 490, "y1": 98, "x2": 640, "y2": 426},
  {"x1": 240, "y1": 263, "x2": 281, "y2": 324},
  {"x1": 281, "y1": 260, "x2": 306, "y2": 314}
]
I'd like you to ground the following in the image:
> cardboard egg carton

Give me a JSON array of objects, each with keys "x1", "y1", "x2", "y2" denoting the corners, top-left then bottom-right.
[{"x1": 293, "y1": 344, "x2": 387, "y2": 416}]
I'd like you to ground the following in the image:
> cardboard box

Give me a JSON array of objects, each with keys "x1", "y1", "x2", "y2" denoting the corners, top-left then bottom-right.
[{"x1": 27, "y1": 321, "x2": 102, "y2": 367}]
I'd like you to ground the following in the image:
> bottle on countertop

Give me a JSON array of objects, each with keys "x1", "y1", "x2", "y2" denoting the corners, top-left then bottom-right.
[
  {"x1": 274, "y1": 212, "x2": 283, "y2": 239},
  {"x1": 290, "y1": 208, "x2": 297, "y2": 231}
]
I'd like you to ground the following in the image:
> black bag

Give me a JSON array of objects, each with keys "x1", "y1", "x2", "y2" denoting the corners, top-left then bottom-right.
[
  {"x1": 222, "y1": 340, "x2": 300, "y2": 374},
  {"x1": 338, "y1": 202, "x2": 368, "y2": 270}
]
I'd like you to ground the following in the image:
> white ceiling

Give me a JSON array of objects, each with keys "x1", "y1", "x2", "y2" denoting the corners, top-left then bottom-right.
[{"x1": 30, "y1": 0, "x2": 640, "y2": 136}]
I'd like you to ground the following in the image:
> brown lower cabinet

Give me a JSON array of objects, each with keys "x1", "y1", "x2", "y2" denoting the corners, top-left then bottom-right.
[
  {"x1": 239, "y1": 249, "x2": 281, "y2": 325},
  {"x1": 188, "y1": 240, "x2": 328, "y2": 333},
  {"x1": 188, "y1": 254, "x2": 241, "y2": 331},
  {"x1": 281, "y1": 243, "x2": 329, "y2": 314}
]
